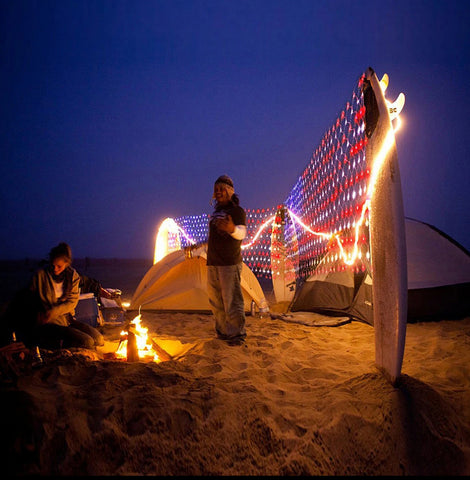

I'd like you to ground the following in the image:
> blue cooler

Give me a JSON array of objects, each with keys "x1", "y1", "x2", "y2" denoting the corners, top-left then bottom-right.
[
  {"x1": 100, "y1": 296, "x2": 126, "y2": 325},
  {"x1": 75, "y1": 293, "x2": 101, "y2": 327}
]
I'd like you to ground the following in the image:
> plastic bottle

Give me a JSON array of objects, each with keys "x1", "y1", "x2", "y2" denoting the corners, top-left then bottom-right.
[
  {"x1": 250, "y1": 300, "x2": 256, "y2": 316},
  {"x1": 32, "y1": 346, "x2": 43, "y2": 368}
]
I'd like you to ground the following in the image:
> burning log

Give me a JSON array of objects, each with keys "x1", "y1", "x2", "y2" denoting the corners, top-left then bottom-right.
[
  {"x1": 150, "y1": 339, "x2": 173, "y2": 362},
  {"x1": 115, "y1": 314, "x2": 168, "y2": 363},
  {"x1": 126, "y1": 330, "x2": 139, "y2": 362}
]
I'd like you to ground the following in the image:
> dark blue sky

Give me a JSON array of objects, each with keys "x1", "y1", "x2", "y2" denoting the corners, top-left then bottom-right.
[{"x1": 1, "y1": 0, "x2": 469, "y2": 259}]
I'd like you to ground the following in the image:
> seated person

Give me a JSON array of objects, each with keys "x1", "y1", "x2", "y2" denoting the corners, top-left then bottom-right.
[{"x1": 5, "y1": 243, "x2": 104, "y2": 350}]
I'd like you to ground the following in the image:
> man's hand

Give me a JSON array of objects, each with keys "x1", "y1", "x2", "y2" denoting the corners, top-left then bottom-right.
[
  {"x1": 184, "y1": 243, "x2": 204, "y2": 259},
  {"x1": 215, "y1": 214, "x2": 235, "y2": 234}
]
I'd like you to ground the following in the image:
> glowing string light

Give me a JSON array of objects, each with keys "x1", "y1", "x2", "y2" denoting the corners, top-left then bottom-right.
[
  {"x1": 175, "y1": 226, "x2": 197, "y2": 246},
  {"x1": 241, "y1": 215, "x2": 276, "y2": 250},
  {"x1": 366, "y1": 127, "x2": 396, "y2": 200},
  {"x1": 154, "y1": 218, "x2": 197, "y2": 264}
]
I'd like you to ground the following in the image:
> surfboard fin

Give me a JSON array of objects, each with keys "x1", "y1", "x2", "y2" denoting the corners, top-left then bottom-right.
[
  {"x1": 388, "y1": 92, "x2": 405, "y2": 121},
  {"x1": 380, "y1": 74, "x2": 389, "y2": 93}
]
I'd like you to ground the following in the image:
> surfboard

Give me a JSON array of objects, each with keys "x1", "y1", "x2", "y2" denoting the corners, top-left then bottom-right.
[
  {"x1": 271, "y1": 206, "x2": 298, "y2": 304},
  {"x1": 365, "y1": 68, "x2": 408, "y2": 386}
]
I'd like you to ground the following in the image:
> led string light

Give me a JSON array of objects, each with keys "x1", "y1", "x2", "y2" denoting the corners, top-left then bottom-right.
[
  {"x1": 154, "y1": 218, "x2": 181, "y2": 264},
  {"x1": 171, "y1": 202, "x2": 368, "y2": 269},
  {"x1": 173, "y1": 224, "x2": 198, "y2": 246},
  {"x1": 281, "y1": 74, "x2": 403, "y2": 273},
  {"x1": 283, "y1": 74, "x2": 370, "y2": 278},
  {"x1": 285, "y1": 206, "x2": 368, "y2": 266},
  {"x1": 154, "y1": 71, "x2": 403, "y2": 282},
  {"x1": 241, "y1": 214, "x2": 276, "y2": 250},
  {"x1": 242, "y1": 208, "x2": 278, "y2": 278},
  {"x1": 154, "y1": 217, "x2": 203, "y2": 264}
]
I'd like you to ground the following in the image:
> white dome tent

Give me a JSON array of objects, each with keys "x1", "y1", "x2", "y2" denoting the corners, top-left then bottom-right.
[{"x1": 289, "y1": 217, "x2": 470, "y2": 324}]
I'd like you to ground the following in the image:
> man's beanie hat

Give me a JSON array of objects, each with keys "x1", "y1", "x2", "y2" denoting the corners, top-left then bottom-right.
[{"x1": 215, "y1": 175, "x2": 234, "y2": 188}]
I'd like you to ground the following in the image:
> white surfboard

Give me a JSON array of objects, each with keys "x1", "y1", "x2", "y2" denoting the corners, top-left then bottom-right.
[
  {"x1": 366, "y1": 68, "x2": 408, "y2": 386},
  {"x1": 271, "y1": 206, "x2": 298, "y2": 304}
]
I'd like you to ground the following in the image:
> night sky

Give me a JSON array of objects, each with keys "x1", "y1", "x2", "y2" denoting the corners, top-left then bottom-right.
[{"x1": 1, "y1": 0, "x2": 469, "y2": 260}]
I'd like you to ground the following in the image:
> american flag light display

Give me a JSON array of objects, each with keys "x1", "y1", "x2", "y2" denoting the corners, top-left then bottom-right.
[
  {"x1": 157, "y1": 71, "x2": 402, "y2": 287},
  {"x1": 242, "y1": 207, "x2": 278, "y2": 279},
  {"x1": 175, "y1": 208, "x2": 278, "y2": 279},
  {"x1": 283, "y1": 73, "x2": 370, "y2": 280}
]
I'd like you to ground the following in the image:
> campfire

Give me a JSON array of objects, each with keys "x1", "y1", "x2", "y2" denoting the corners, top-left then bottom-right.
[{"x1": 114, "y1": 314, "x2": 169, "y2": 363}]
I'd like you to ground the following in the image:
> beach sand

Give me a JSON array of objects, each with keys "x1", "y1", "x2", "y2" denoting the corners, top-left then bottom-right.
[{"x1": 1, "y1": 259, "x2": 469, "y2": 476}]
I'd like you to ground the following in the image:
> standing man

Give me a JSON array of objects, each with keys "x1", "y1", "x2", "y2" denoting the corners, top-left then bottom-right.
[{"x1": 206, "y1": 175, "x2": 247, "y2": 345}]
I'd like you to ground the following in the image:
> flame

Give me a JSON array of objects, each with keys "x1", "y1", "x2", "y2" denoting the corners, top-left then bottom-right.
[{"x1": 115, "y1": 314, "x2": 160, "y2": 362}]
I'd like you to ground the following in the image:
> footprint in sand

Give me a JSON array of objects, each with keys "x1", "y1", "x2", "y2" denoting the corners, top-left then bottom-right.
[
  {"x1": 274, "y1": 414, "x2": 308, "y2": 437},
  {"x1": 198, "y1": 363, "x2": 223, "y2": 376},
  {"x1": 285, "y1": 360, "x2": 303, "y2": 372},
  {"x1": 252, "y1": 350, "x2": 274, "y2": 368},
  {"x1": 57, "y1": 364, "x2": 99, "y2": 386}
]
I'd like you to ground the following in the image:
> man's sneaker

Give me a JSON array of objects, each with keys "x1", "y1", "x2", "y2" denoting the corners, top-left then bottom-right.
[{"x1": 225, "y1": 335, "x2": 246, "y2": 346}]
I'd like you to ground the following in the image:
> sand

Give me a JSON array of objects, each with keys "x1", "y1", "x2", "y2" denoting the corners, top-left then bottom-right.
[{"x1": 1, "y1": 259, "x2": 469, "y2": 476}]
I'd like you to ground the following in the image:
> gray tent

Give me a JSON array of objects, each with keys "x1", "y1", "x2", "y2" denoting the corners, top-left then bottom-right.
[{"x1": 289, "y1": 218, "x2": 470, "y2": 324}]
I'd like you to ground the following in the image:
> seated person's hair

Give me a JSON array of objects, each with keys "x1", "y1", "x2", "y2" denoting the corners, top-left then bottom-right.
[{"x1": 49, "y1": 242, "x2": 72, "y2": 263}]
